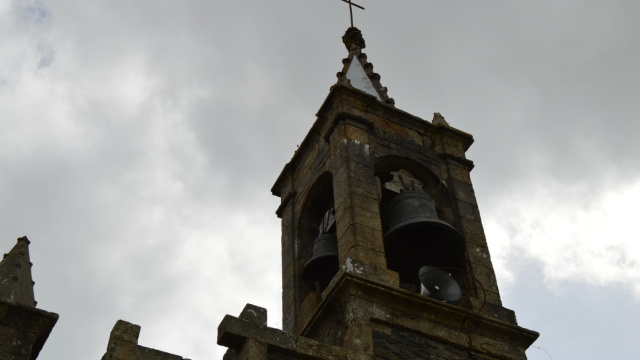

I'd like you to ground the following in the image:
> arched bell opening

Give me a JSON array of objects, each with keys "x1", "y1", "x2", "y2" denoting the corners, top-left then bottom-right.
[
  {"x1": 375, "y1": 157, "x2": 469, "y2": 302},
  {"x1": 298, "y1": 172, "x2": 339, "y2": 295}
]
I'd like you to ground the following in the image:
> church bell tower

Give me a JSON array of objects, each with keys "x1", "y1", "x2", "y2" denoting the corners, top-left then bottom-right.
[{"x1": 218, "y1": 27, "x2": 538, "y2": 360}]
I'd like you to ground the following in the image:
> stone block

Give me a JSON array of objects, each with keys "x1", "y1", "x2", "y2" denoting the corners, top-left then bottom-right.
[
  {"x1": 422, "y1": 133, "x2": 433, "y2": 149},
  {"x1": 460, "y1": 219, "x2": 488, "y2": 245},
  {"x1": 237, "y1": 339, "x2": 267, "y2": 360},
  {"x1": 467, "y1": 245, "x2": 496, "y2": 273},
  {"x1": 239, "y1": 304, "x2": 267, "y2": 327},
  {"x1": 336, "y1": 221, "x2": 384, "y2": 256},
  {"x1": 481, "y1": 302, "x2": 516, "y2": 325},
  {"x1": 451, "y1": 179, "x2": 478, "y2": 205},
  {"x1": 341, "y1": 322, "x2": 373, "y2": 355},
  {"x1": 102, "y1": 320, "x2": 187, "y2": 360},
  {"x1": 377, "y1": 120, "x2": 423, "y2": 147},
  {"x1": 298, "y1": 142, "x2": 320, "y2": 175},
  {"x1": 469, "y1": 329, "x2": 531, "y2": 360},
  {"x1": 372, "y1": 326, "x2": 470, "y2": 360},
  {"x1": 218, "y1": 313, "x2": 367, "y2": 360},
  {"x1": 457, "y1": 200, "x2": 481, "y2": 221},
  {"x1": 0, "y1": 301, "x2": 58, "y2": 360},
  {"x1": 346, "y1": 139, "x2": 374, "y2": 167},
  {"x1": 298, "y1": 292, "x2": 322, "y2": 333},
  {"x1": 345, "y1": 160, "x2": 376, "y2": 185},
  {"x1": 335, "y1": 192, "x2": 379, "y2": 219},
  {"x1": 351, "y1": 204, "x2": 382, "y2": 232},
  {"x1": 281, "y1": 244, "x2": 294, "y2": 270},
  {"x1": 335, "y1": 203, "x2": 382, "y2": 236},
  {"x1": 447, "y1": 164, "x2": 472, "y2": 184},
  {"x1": 340, "y1": 245, "x2": 386, "y2": 269},
  {"x1": 109, "y1": 320, "x2": 140, "y2": 344},
  {"x1": 333, "y1": 180, "x2": 378, "y2": 214},
  {"x1": 344, "y1": 124, "x2": 370, "y2": 144},
  {"x1": 442, "y1": 136, "x2": 466, "y2": 158},
  {"x1": 0, "y1": 324, "x2": 34, "y2": 360},
  {"x1": 338, "y1": 258, "x2": 397, "y2": 288},
  {"x1": 469, "y1": 264, "x2": 500, "y2": 296}
]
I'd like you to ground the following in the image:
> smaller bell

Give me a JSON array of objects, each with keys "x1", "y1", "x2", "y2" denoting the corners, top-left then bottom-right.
[{"x1": 302, "y1": 233, "x2": 339, "y2": 290}]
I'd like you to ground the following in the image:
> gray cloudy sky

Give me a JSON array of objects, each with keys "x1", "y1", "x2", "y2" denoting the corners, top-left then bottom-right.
[{"x1": 1, "y1": 1, "x2": 639, "y2": 359}]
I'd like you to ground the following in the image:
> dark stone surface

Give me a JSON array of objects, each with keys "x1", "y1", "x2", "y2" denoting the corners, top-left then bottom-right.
[
  {"x1": 373, "y1": 328, "x2": 482, "y2": 360},
  {"x1": 343, "y1": 27, "x2": 366, "y2": 50},
  {"x1": 0, "y1": 300, "x2": 58, "y2": 360},
  {"x1": 101, "y1": 320, "x2": 187, "y2": 360},
  {"x1": 239, "y1": 304, "x2": 267, "y2": 327},
  {"x1": 0, "y1": 237, "x2": 36, "y2": 307},
  {"x1": 265, "y1": 31, "x2": 537, "y2": 360},
  {"x1": 267, "y1": 350, "x2": 302, "y2": 360}
]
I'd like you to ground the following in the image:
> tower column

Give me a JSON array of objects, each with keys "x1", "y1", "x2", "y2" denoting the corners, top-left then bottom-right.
[{"x1": 331, "y1": 121, "x2": 387, "y2": 271}]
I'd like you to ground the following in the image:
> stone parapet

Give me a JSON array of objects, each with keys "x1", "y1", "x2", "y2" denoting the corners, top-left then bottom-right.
[
  {"x1": 219, "y1": 304, "x2": 368, "y2": 360},
  {"x1": 0, "y1": 300, "x2": 58, "y2": 360},
  {"x1": 101, "y1": 320, "x2": 188, "y2": 360}
]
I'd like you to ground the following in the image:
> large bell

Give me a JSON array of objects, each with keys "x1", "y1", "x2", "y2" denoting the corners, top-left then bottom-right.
[
  {"x1": 302, "y1": 233, "x2": 339, "y2": 290},
  {"x1": 384, "y1": 191, "x2": 464, "y2": 283}
]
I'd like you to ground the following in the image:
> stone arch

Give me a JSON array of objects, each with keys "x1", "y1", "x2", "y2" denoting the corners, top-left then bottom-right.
[
  {"x1": 374, "y1": 156, "x2": 455, "y2": 230},
  {"x1": 297, "y1": 171, "x2": 336, "y2": 292},
  {"x1": 374, "y1": 156, "x2": 465, "y2": 290}
]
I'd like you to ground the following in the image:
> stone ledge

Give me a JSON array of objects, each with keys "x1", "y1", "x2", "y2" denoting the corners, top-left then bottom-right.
[
  {"x1": 218, "y1": 307, "x2": 367, "y2": 360},
  {"x1": 102, "y1": 320, "x2": 188, "y2": 360},
  {"x1": 300, "y1": 271, "x2": 538, "y2": 359},
  {"x1": 0, "y1": 299, "x2": 58, "y2": 360}
]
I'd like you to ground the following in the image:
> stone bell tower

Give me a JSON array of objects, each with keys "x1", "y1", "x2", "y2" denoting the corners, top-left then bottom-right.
[{"x1": 218, "y1": 28, "x2": 538, "y2": 360}]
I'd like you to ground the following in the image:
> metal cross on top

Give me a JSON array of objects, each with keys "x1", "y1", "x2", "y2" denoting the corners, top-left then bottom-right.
[{"x1": 341, "y1": 0, "x2": 365, "y2": 27}]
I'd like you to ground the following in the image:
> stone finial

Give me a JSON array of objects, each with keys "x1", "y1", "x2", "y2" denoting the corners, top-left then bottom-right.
[
  {"x1": 109, "y1": 320, "x2": 141, "y2": 344},
  {"x1": 342, "y1": 27, "x2": 366, "y2": 51},
  {"x1": 0, "y1": 236, "x2": 36, "y2": 306},
  {"x1": 239, "y1": 304, "x2": 267, "y2": 327},
  {"x1": 432, "y1": 112, "x2": 450, "y2": 126}
]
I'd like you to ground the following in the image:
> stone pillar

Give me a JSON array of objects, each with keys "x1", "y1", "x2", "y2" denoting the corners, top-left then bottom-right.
[{"x1": 331, "y1": 121, "x2": 387, "y2": 271}]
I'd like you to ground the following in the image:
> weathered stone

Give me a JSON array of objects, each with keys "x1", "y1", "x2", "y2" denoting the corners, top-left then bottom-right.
[
  {"x1": 263, "y1": 28, "x2": 537, "y2": 360},
  {"x1": 239, "y1": 304, "x2": 267, "y2": 327},
  {"x1": 0, "y1": 237, "x2": 35, "y2": 307},
  {"x1": 457, "y1": 200, "x2": 481, "y2": 221},
  {"x1": 373, "y1": 327, "x2": 472, "y2": 360},
  {"x1": 442, "y1": 136, "x2": 466, "y2": 158},
  {"x1": 101, "y1": 320, "x2": 187, "y2": 360},
  {"x1": 218, "y1": 310, "x2": 368, "y2": 360},
  {"x1": 460, "y1": 219, "x2": 488, "y2": 244},
  {"x1": 237, "y1": 339, "x2": 267, "y2": 360},
  {"x1": 447, "y1": 164, "x2": 473, "y2": 184},
  {"x1": 451, "y1": 179, "x2": 478, "y2": 205},
  {"x1": 467, "y1": 244, "x2": 495, "y2": 270},
  {"x1": 344, "y1": 124, "x2": 370, "y2": 144},
  {"x1": 0, "y1": 238, "x2": 58, "y2": 360}
]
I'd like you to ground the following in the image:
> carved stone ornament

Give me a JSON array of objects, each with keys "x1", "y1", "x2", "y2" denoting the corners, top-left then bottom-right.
[
  {"x1": 342, "y1": 27, "x2": 366, "y2": 50},
  {"x1": 383, "y1": 170, "x2": 424, "y2": 193}
]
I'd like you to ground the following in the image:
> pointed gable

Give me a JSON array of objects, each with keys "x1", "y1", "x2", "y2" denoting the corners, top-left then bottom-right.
[
  {"x1": 336, "y1": 27, "x2": 395, "y2": 106},
  {"x1": 0, "y1": 236, "x2": 36, "y2": 307},
  {"x1": 345, "y1": 55, "x2": 381, "y2": 100}
]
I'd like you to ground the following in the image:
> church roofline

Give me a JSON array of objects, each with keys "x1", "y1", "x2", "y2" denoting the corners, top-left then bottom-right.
[{"x1": 271, "y1": 84, "x2": 474, "y2": 198}]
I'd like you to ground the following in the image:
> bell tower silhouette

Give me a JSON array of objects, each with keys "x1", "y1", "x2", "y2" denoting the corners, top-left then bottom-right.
[{"x1": 218, "y1": 27, "x2": 538, "y2": 360}]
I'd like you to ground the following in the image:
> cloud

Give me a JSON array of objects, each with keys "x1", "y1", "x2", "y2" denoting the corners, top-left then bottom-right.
[
  {"x1": 1, "y1": 1, "x2": 640, "y2": 359},
  {"x1": 485, "y1": 176, "x2": 640, "y2": 300}
]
